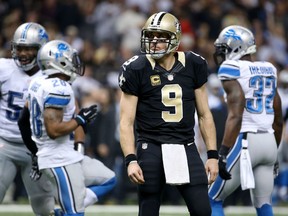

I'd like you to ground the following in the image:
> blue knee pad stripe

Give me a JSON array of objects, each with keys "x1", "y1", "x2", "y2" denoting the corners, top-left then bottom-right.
[
  {"x1": 88, "y1": 177, "x2": 116, "y2": 200},
  {"x1": 256, "y1": 204, "x2": 273, "y2": 216}
]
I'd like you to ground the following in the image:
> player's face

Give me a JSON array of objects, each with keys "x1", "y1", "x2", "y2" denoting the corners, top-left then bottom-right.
[
  {"x1": 145, "y1": 31, "x2": 170, "y2": 52},
  {"x1": 15, "y1": 45, "x2": 38, "y2": 67}
]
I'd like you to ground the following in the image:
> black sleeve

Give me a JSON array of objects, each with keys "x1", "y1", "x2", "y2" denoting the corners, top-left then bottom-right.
[
  {"x1": 18, "y1": 106, "x2": 38, "y2": 155},
  {"x1": 284, "y1": 107, "x2": 288, "y2": 122}
]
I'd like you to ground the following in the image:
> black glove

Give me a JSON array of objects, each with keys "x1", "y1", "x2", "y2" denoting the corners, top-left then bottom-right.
[
  {"x1": 218, "y1": 145, "x2": 231, "y2": 180},
  {"x1": 29, "y1": 154, "x2": 42, "y2": 181},
  {"x1": 75, "y1": 104, "x2": 98, "y2": 125},
  {"x1": 273, "y1": 159, "x2": 279, "y2": 178}
]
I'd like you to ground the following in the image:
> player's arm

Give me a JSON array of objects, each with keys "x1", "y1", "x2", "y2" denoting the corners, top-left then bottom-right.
[
  {"x1": 74, "y1": 100, "x2": 86, "y2": 153},
  {"x1": 195, "y1": 83, "x2": 218, "y2": 184},
  {"x1": 221, "y1": 79, "x2": 245, "y2": 148},
  {"x1": 18, "y1": 101, "x2": 38, "y2": 155},
  {"x1": 119, "y1": 91, "x2": 144, "y2": 184},
  {"x1": 43, "y1": 107, "x2": 79, "y2": 139},
  {"x1": 216, "y1": 79, "x2": 245, "y2": 180},
  {"x1": 272, "y1": 89, "x2": 283, "y2": 147},
  {"x1": 44, "y1": 95, "x2": 97, "y2": 139},
  {"x1": 119, "y1": 92, "x2": 137, "y2": 156},
  {"x1": 18, "y1": 101, "x2": 42, "y2": 181}
]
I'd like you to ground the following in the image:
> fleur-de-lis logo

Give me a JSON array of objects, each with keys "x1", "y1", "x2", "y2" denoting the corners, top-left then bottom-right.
[{"x1": 119, "y1": 72, "x2": 126, "y2": 87}]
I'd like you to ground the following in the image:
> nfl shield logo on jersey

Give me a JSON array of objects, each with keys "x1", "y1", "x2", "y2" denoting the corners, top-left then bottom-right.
[{"x1": 142, "y1": 143, "x2": 148, "y2": 149}]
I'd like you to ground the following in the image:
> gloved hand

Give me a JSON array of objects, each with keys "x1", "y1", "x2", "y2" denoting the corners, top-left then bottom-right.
[
  {"x1": 30, "y1": 154, "x2": 42, "y2": 181},
  {"x1": 218, "y1": 145, "x2": 231, "y2": 180},
  {"x1": 273, "y1": 159, "x2": 279, "y2": 178},
  {"x1": 75, "y1": 104, "x2": 98, "y2": 125}
]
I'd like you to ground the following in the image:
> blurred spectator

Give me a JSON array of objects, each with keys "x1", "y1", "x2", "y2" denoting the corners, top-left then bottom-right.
[
  {"x1": 64, "y1": 25, "x2": 84, "y2": 52},
  {"x1": 273, "y1": 69, "x2": 288, "y2": 204},
  {"x1": 90, "y1": 0, "x2": 121, "y2": 46},
  {"x1": 115, "y1": 2, "x2": 146, "y2": 55},
  {"x1": 72, "y1": 64, "x2": 101, "y2": 105},
  {"x1": 86, "y1": 86, "x2": 117, "y2": 169}
]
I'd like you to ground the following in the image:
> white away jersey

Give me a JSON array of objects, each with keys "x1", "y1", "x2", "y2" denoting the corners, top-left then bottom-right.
[
  {"x1": 0, "y1": 58, "x2": 44, "y2": 143},
  {"x1": 27, "y1": 76, "x2": 83, "y2": 169},
  {"x1": 218, "y1": 59, "x2": 277, "y2": 133}
]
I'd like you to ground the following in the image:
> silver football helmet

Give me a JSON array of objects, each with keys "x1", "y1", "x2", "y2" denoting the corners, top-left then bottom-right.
[
  {"x1": 37, "y1": 40, "x2": 85, "y2": 83},
  {"x1": 140, "y1": 12, "x2": 181, "y2": 59},
  {"x1": 11, "y1": 22, "x2": 49, "y2": 71},
  {"x1": 213, "y1": 25, "x2": 256, "y2": 65}
]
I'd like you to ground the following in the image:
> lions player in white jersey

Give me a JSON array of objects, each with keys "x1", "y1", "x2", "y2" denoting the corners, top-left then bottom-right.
[
  {"x1": 208, "y1": 25, "x2": 283, "y2": 216},
  {"x1": 19, "y1": 40, "x2": 116, "y2": 216},
  {"x1": 0, "y1": 22, "x2": 56, "y2": 215}
]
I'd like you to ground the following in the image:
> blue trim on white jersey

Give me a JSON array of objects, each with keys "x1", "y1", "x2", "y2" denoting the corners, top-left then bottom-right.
[
  {"x1": 218, "y1": 66, "x2": 240, "y2": 78},
  {"x1": 44, "y1": 94, "x2": 70, "y2": 108}
]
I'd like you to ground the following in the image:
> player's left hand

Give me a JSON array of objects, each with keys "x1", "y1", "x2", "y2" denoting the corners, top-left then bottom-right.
[
  {"x1": 75, "y1": 104, "x2": 98, "y2": 125},
  {"x1": 29, "y1": 154, "x2": 42, "y2": 181},
  {"x1": 205, "y1": 158, "x2": 219, "y2": 185},
  {"x1": 127, "y1": 162, "x2": 145, "y2": 184}
]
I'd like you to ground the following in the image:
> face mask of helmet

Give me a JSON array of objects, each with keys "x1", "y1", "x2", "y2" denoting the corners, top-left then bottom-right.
[
  {"x1": 213, "y1": 44, "x2": 232, "y2": 66},
  {"x1": 140, "y1": 12, "x2": 181, "y2": 59},
  {"x1": 37, "y1": 40, "x2": 85, "y2": 83},
  {"x1": 141, "y1": 30, "x2": 173, "y2": 59},
  {"x1": 11, "y1": 22, "x2": 49, "y2": 71}
]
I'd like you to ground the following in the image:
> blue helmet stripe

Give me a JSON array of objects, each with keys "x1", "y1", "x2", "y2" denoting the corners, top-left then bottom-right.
[{"x1": 21, "y1": 23, "x2": 32, "y2": 39}]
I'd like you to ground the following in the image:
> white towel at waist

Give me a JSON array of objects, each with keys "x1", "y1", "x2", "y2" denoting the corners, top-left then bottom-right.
[
  {"x1": 240, "y1": 139, "x2": 255, "y2": 190},
  {"x1": 161, "y1": 144, "x2": 190, "y2": 185}
]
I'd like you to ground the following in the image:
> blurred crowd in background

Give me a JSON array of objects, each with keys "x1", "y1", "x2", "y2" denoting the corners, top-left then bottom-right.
[{"x1": 1, "y1": 0, "x2": 288, "y2": 207}]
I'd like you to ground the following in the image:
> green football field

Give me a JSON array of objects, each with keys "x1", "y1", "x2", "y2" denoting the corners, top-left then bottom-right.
[
  {"x1": 0, "y1": 213, "x2": 285, "y2": 216},
  {"x1": 0, "y1": 205, "x2": 287, "y2": 216},
  {"x1": 0, "y1": 213, "x2": 286, "y2": 216}
]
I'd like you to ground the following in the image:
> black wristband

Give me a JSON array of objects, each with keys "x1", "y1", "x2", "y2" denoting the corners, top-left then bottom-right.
[
  {"x1": 125, "y1": 154, "x2": 137, "y2": 167},
  {"x1": 207, "y1": 150, "x2": 219, "y2": 159},
  {"x1": 74, "y1": 115, "x2": 85, "y2": 125},
  {"x1": 219, "y1": 145, "x2": 230, "y2": 156}
]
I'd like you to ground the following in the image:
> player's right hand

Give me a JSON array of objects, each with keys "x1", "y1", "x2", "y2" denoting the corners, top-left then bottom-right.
[
  {"x1": 30, "y1": 154, "x2": 42, "y2": 181},
  {"x1": 75, "y1": 104, "x2": 98, "y2": 125},
  {"x1": 127, "y1": 162, "x2": 145, "y2": 184},
  {"x1": 218, "y1": 155, "x2": 231, "y2": 180}
]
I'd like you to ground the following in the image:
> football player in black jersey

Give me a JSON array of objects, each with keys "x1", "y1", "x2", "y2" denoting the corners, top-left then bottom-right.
[{"x1": 118, "y1": 12, "x2": 218, "y2": 216}]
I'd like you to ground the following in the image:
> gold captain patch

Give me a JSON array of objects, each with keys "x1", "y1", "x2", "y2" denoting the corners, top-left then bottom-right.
[{"x1": 150, "y1": 75, "x2": 161, "y2": 86}]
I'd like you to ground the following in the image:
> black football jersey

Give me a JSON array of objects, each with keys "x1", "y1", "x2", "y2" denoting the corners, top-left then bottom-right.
[{"x1": 119, "y1": 51, "x2": 208, "y2": 145}]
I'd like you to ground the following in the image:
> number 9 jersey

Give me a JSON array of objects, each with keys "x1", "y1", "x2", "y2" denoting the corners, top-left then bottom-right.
[
  {"x1": 218, "y1": 59, "x2": 277, "y2": 133},
  {"x1": 119, "y1": 51, "x2": 208, "y2": 145}
]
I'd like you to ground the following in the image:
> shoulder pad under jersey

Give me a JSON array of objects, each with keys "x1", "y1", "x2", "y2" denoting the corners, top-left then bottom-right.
[
  {"x1": 0, "y1": 58, "x2": 16, "y2": 80},
  {"x1": 122, "y1": 55, "x2": 149, "y2": 71},
  {"x1": 187, "y1": 51, "x2": 207, "y2": 64}
]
